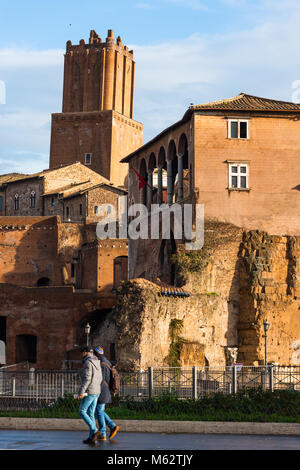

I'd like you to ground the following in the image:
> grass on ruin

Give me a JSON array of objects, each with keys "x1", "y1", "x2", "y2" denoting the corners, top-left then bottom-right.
[{"x1": 0, "y1": 388, "x2": 300, "y2": 423}]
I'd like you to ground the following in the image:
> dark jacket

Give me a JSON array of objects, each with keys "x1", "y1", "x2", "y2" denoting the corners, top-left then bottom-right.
[{"x1": 97, "y1": 356, "x2": 112, "y2": 404}]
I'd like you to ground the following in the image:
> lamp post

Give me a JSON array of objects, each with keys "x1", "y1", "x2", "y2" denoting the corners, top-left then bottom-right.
[
  {"x1": 263, "y1": 320, "x2": 270, "y2": 366},
  {"x1": 85, "y1": 323, "x2": 91, "y2": 348}
]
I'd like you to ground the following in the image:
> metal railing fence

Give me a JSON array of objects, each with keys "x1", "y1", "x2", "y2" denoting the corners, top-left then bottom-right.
[{"x1": 0, "y1": 365, "x2": 299, "y2": 400}]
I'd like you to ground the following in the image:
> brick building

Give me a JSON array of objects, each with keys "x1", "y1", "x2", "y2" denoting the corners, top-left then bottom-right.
[
  {"x1": 122, "y1": 93, "x2": 300, "y2": 281},
  {"x1": 0, "y1": 215, "x2": 128, "y2": 368},
  {"x1": 0, "y1": 29, "x2": 141, "y2": 369}
]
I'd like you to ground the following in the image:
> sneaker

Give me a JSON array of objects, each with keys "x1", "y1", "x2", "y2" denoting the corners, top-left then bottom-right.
[
  {"x1": 83, "y1": 438, "x2": 94, "y2": 445},
  {"x1": 91, "y1": 430, "x2": 101, "y2": 444},
  {"x1": 98, "y1": 434, "x2": 106, "y2": 441},
  {"x1": 109, "y1": 426, "x2": 119, "y2": 440}
]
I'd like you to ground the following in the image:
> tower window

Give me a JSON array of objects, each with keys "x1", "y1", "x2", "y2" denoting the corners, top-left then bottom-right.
[
  {"x1": 85, "y1": 153, "x2": 92, "y2": 165},
  {"x1": 0, "y1": 196, "x2": 3, "y2": 211},
  {"x1": 66, "y1": 206, "x2": 70, "y2": 220},
  {"x1": 14, "y1": 194, "x2": 19, "y2": 211},
  {"x1": 51, "y1": 198, "x2": 55, "y2": 207},
  {"x1": 30, "y1": 191, "x2": 36, "y2": 208},
  {"x1": 94, "y1": 206, "x2": 98, "y2": 214}
]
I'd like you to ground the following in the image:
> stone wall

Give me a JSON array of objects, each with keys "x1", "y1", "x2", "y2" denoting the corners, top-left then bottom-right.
[
  {"x1": 238, "y1": 231, "x2": 300, "y2": 365},
  {"x1": 115, "y1": 221, "x2": 300, "y2": 370}
]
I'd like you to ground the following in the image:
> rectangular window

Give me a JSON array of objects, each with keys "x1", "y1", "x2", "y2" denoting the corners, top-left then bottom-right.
[
  {"x1": 0, "y1": 196, "x2": 2, "y2": 211},
  {"x1": 79, "y1": 204, "x2": 83, "y2": 216},
  {"x1": 228, "y1": 163, "x2": 249, "y2": 189},
  {"x1": 85, "y1": 153, "x2": 92, "y2": 165},
  {"x1": 228, "y1": 120, "x2": 249, "y2": 139}
]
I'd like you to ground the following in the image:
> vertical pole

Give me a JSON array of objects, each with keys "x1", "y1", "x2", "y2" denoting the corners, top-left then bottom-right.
[
  {"x1": 12, "y1": 377, "x2": 16, "y2": 397},
  {"x1": 232, "y1": 365, "x2": 237, "y2": 394},
  {"x1": 264, "y1": 332, "x2": 267, "y2": 367},
  {"x1": 177, "y1": 154, "x2": 184, "y2": 201},
  {"x1": 61, "y1": 374, "x2": 65, "y2": 398},
  {"x1": 148, "y1": 367, "x2": 153, "y2": 399},
  {"x1": 157, "y1": 168, "x2": 163, "y2": 204},
  {"x1": 269, "y1": 365, "x2": 274, "y2": 392},
  {"x1": 192, "y1": 366, "x2": 197, "y2": 399},
  {"x1": 167, "y1": 161, "x2": 173, "y2": 204},
  {"x1": 147, "y1": 171, "x2": 153, "y2": 206}
]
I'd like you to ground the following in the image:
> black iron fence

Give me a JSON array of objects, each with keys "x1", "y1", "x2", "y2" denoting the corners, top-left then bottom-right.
[{"x1": 0, "y1": 366, "x2": 299, "y2": 422}]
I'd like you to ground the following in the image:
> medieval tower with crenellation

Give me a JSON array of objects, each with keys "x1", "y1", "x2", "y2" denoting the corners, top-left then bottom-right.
[{"x1": 49, "y1": 29, "x2": 143, "y2": 187}]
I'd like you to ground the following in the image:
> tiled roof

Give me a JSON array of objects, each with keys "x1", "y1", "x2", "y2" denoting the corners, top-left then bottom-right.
[
  {"x1": 0, "y1": 173, "x2": 28, "y2": 185},
  {"x1": 190, "y1": 93, "x2": 300, "y2": 112},
  {"x1": 121, "y1": 92, "x2": 300, "y2": 163}
]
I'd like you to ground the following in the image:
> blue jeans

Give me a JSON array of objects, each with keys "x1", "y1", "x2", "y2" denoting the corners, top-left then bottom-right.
[
  {"x1": 96, "y1": 403, "x2": 116, "y2": 436},
  {"x1": 79, "y1": 394, "x2": 99, "y2": 438}
]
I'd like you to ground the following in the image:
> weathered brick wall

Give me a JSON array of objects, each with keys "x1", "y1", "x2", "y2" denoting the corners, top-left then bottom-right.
[
  {"x1": 49, "y1": 111, "x2": 142, "y2": 187},
  {"x1": 238, "y1": 231, "x2": 300, "y2": 365},
  {"x1": 1, "y1": 284, "x2": 116, "y2": 369},
  {"x1": 0, "y1": 216, "x2": 61, "y2": 287}
]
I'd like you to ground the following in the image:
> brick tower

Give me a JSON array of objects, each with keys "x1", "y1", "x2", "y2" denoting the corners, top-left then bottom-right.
[{"x1": 49, "y1": 29, "x2": 143, "y2": 187}]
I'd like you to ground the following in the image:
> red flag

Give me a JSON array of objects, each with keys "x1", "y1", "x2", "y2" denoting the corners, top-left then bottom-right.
[{"x1": 131, "y1": 167, "x2": 152, "y2": 190}]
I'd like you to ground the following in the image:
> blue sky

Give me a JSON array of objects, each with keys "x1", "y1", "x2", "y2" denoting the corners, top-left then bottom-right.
[{"x1": 1, "y1": 0, "x2": 300, "y2": 174}]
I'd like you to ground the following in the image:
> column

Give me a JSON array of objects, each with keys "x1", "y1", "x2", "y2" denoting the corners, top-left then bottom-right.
[
  {"x1": 167, "y1": 161, "x2": 173, "y2": 204},
  {"x1": 177, "y1": 153, "x2": 184, "y2": 201},
  {"x1": 157, "y1": 167, "x2": 163, "y2": 204},
  {"x1": 147, "y1": 170, "x2": 153, "y2": 206}
]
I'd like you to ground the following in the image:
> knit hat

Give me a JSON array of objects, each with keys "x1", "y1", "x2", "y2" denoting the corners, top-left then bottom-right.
[
  {"x1": 80, "y1": 346, "x2": 93, "y2": 353},
  {"x1": 94, "y1": 345, "x2": 104, "y2": 355}
]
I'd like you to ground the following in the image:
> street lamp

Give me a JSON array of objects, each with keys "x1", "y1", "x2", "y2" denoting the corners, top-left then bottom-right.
[
  {"x1": 85, "y1": 323, "x2": 91, "y2": 347},
  {"x1": 263, "y1": 320, "x2": 270, "y2": 366}
]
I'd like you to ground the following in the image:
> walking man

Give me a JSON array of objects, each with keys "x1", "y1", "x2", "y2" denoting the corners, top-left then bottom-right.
[
  {"x1": 77, "y1": 346, "x2": 102, "y2": 445},
  {"x1": 94, "y1": 345, "x2": 119, "y2": 441}
]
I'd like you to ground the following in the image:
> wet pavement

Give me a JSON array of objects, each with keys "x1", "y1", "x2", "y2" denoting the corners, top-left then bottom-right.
[{"x1": 0, "y1": 430, "x2": 299, "y2": 450}]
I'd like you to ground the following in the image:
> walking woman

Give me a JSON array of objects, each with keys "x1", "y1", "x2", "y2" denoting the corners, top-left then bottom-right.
[{"x1": 94, "y1": 345, "x2": 119, "y2": 441}]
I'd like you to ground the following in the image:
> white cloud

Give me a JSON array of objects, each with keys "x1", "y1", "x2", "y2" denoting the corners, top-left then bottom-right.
[{"x1": 0, "y1": 48, "x2": 63, "y2": 68}]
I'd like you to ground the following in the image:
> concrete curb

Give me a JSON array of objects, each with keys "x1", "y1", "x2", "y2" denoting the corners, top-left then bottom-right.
[{"x1": 0, "y1": 418, "x2": 300, "y2": 435}]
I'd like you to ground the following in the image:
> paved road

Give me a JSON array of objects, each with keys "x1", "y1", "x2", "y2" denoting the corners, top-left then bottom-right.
[{"x1": 0, "y1": 430, "x2": 300, "y2": 450}]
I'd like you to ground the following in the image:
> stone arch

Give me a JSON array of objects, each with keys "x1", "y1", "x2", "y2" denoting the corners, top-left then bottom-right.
[
  {"x1": 113, "y1": 256, "x2": 128, "y2": 289},
  {"x1": 37, "y1": 277, "x2": 52, "y2": 287},
  {"x1": 176, "y1": 133, "x2": 189, "y2": 200}
]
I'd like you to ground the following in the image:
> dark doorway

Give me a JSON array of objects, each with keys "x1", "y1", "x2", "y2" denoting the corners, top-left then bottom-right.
[
  {"x1": 0, "y1": 317, "x2": 6, "y2": 344},
  {"x1": 16, "y1": 335, "x2": 37, "y2": 363},
  {"x1": 37, "y1": 277, "x2": 51, "y2": 287}
]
